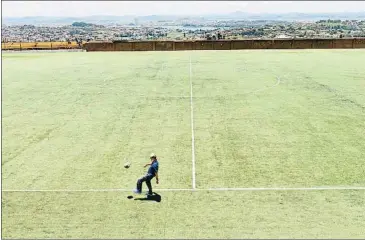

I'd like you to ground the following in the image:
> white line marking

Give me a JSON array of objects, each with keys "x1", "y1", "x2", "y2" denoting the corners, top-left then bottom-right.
[
  {"x1": 206, "y1": 186, "x2": 365, "y2": 191},
  {"x1": 3, "y1": 187, "x2": 365, "y2": 192},
  {"x1": 189, "y1": 55, "x2": 196, "y2": 190},
  {"x1": 1, "y1": 189, "x2": 193, "y2": 192}
]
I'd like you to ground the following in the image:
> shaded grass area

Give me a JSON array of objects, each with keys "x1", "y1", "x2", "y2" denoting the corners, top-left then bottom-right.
[{"x1": 2, "y1": 190, "x2": 365, "y2": 238}]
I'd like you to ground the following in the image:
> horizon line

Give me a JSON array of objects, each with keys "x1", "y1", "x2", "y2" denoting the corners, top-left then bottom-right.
[{"x1": 3, "y1": 11, "x2": 365, "y2": 19}]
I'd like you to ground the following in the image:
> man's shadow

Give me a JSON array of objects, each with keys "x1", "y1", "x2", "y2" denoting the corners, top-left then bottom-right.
[{"x1": 134, "y1": 192, "x2": 161, "y2": 202}]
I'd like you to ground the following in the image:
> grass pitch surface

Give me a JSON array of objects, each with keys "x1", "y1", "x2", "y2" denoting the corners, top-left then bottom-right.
[{"x1": 2, "y1": 50, "x2": 365, "y2": 238}]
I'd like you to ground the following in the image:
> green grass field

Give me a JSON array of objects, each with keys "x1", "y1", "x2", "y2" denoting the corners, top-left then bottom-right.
[{"x1": 2, "y1": 50, "x2": 365, "y2": 239}]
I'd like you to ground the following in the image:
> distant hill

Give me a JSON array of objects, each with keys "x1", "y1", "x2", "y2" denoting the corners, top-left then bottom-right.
[
  {"x1": 2, "y1": 16, "x2": 132, "y2": 26},
  {"x1": 71, "y1": 22, "x2": 101, "y2": 27},
  {"x1": 216, "y1": 11, "x2": 365, "y2": 21},
  {"x1": 3, "y1": 12, "x2": 365, "y2": 26}
]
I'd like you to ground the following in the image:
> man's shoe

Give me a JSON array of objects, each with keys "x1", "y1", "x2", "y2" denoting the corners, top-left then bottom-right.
[
  {"x1": 133, "y1": 189, "x2": 142, "y2": 194},
  {"x1": 146, "y1": 192, "x2": 154, "y2": 197}
]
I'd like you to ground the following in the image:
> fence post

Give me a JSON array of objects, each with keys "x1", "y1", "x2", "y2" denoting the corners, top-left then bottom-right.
[{"x1": 20, "y1": 42, "x2": 22, "y2": 51}]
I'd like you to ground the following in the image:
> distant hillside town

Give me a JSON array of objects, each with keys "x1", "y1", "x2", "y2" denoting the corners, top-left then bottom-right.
[{"x1": 2, "y1": 19, "x2": 365, "y2": 43}]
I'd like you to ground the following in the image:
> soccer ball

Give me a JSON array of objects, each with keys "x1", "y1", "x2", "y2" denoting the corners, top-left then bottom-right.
[{"x1": 124, "y1": 162, "x2": 131, "y2": 169}]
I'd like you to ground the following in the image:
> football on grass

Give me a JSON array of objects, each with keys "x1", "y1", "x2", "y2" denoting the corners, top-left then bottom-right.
[{"x1": 124, "y1": 162, "x2": 131, "y2": 168}]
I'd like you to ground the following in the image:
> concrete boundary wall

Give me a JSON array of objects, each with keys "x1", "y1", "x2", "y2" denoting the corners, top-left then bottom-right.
[
  {"x1": 2, "y1": 41, "x2": 80, "y2": 50},
  {"x1": 175, "y1": 41, "x2": 194, "y2": 51},
  {"x1": 194, "y1": 41, "x2": 214, "y2": 50},
  {"x1": 83, "y1": 38, "x2": 365, "y2": 51},
  {"x1": 292, "y1": 39, "x2": 313, "y2": 49},
  {"x1": 231, "y1": 40, "x2": 254, "y2": 49},
  {"x1": 114, "y1": 42, "x2": 133, "y2": 51},
  {"x1": 133, "y1": 41, "x2": 154, "y2": 51},
  {"x1": 312, "y1": 39, "x2": 334, "y2": 49},
  {"x1": 155, "y1": 41, "x2": 174, "y2": 51},
  {"x1": 83, "y1": 42, "x2": 114, "y2": 51},
  {"x1": 354, "y1": 38, "x2": 365, "y2": 48}
]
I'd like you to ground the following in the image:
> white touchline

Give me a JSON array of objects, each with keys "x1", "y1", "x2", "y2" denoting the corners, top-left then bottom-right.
[
  {"x1": 2, "y1": 187, "x2": 365, "y2": 192},
  {"x1": 206, "y1": 186, "x2": 365, "y2": 191},
  {"x1": 1, "y1": 189, "x2": 193, "y2": 192},
  {"x1": 189, "y1": 55, "x2": 196, "y2": 190}
]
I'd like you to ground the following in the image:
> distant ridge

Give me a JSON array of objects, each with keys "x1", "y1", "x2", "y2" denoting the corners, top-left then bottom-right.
[{"x1": 3, "y1": 12, "x2": 365, "y2": 26}]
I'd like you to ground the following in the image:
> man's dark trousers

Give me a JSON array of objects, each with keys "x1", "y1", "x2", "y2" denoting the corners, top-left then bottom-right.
[{"x1": 137, "y1": 173, "x2": 154, "y2": 194}]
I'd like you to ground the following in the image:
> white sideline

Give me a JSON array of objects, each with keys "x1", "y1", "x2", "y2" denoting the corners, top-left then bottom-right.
[
  {"x1": 207, "y1": 186, "x2": 365, "y2": 191},
  {"x1": 1, "y1": 189, "x2": 193, "y2": 192},
  {"x1": 2, "y1": 187, "x2": 365, "y2": 192},
  {"x1": 189, "y1": 55, "x2": 196, "y2": 190}
]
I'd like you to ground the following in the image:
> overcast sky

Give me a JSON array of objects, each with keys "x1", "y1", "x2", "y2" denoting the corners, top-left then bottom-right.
[{"x1": 3, "y1": 1, "x2": 365, "y2": 17}]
